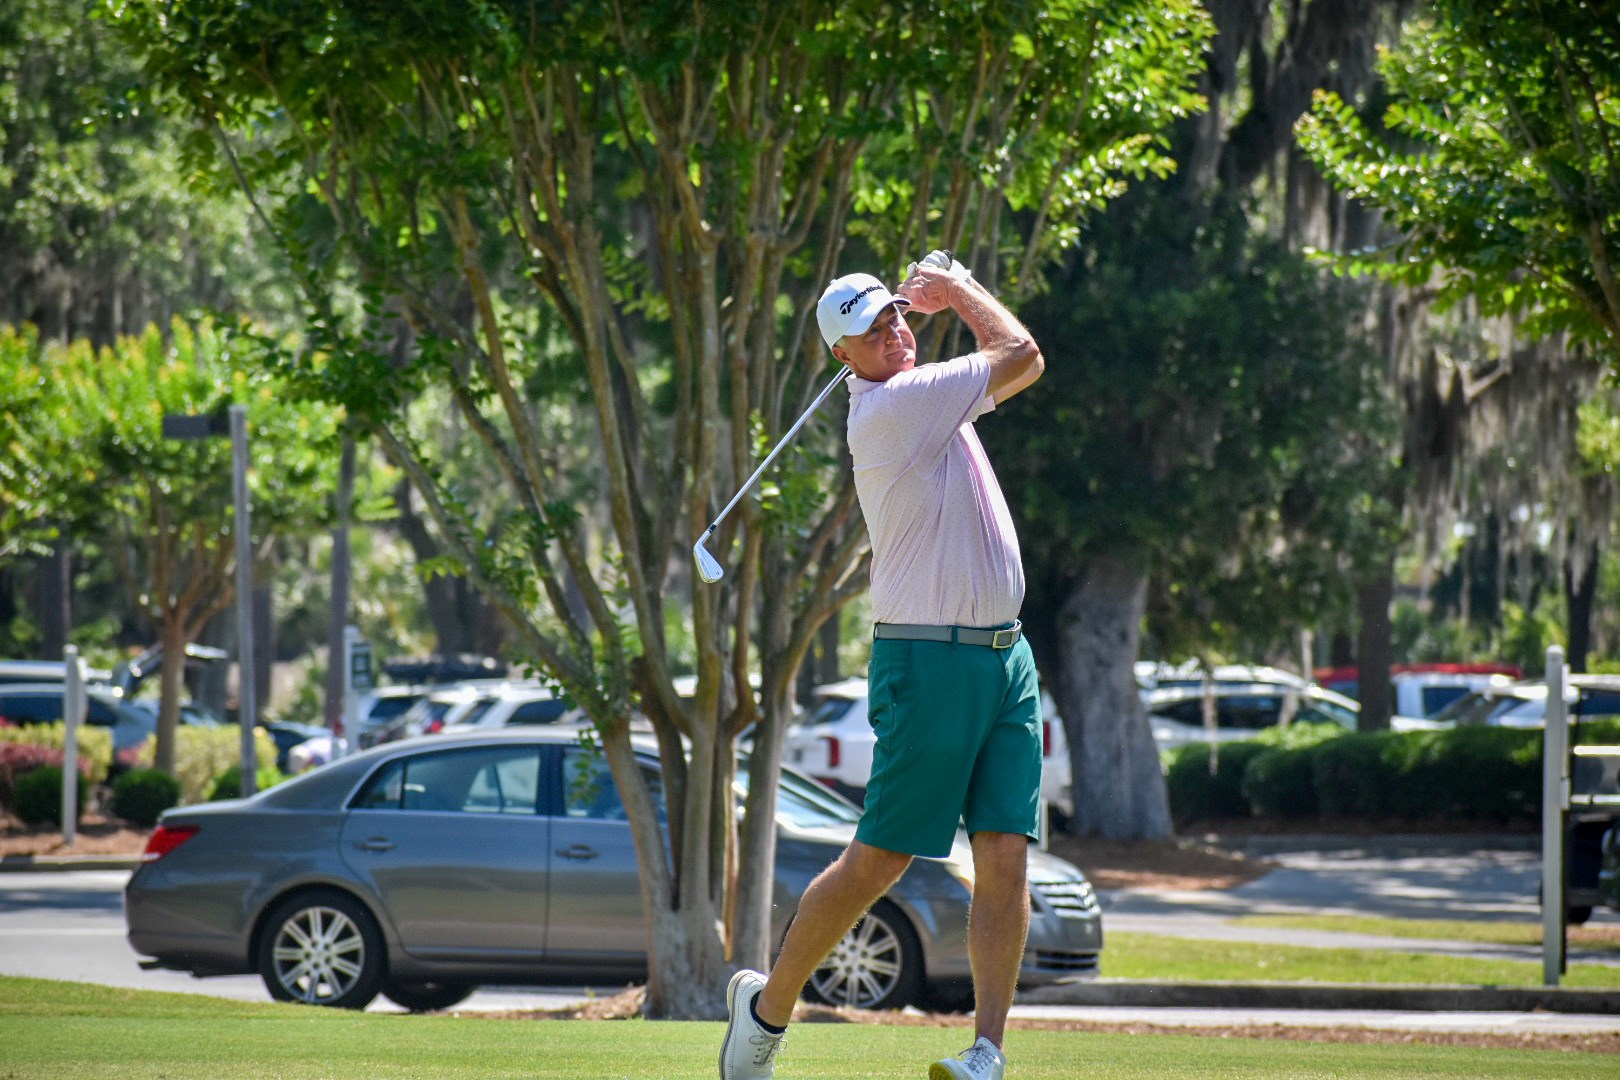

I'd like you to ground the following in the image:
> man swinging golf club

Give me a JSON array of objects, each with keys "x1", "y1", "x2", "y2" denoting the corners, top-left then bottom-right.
[{"x1": 719, "y1": 252, "x2": 1045, "y2": 1080}]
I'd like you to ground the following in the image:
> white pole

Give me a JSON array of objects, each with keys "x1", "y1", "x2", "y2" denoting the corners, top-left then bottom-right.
[
  {"x1": 1542, "y1": 645, "x2": 1568, "y2": 986},
  {"x1": 231, "y1": 405, "x2": 258, "y2": 797},
  {"x1": 62, "y1": 646, "x2": 84, "y2": 847},
  {"x1": 341, "y1": 625, "x2": 362, "y2": 760}
]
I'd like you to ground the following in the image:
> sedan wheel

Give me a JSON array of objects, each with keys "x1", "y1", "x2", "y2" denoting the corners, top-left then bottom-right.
[
  {"x1": 257, "y1": 890, "x2": 385, "y2": 1010},
  {"x1": 804, "y1": 899, "x2": 923, "y2": 1011}
]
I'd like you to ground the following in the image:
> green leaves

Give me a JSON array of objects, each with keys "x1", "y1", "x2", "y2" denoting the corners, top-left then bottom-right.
[{"x1": 1298, "y1": 1, "x2": 1620, "y2": 363}]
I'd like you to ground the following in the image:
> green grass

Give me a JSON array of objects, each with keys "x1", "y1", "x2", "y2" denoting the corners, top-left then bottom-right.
[
  {"x1": 1107, "y1": 932, "x2": 1620, "y2": 987},
  {"x1": 0, "y1": 976, "x2": 1609, "y2": 1079},
  {"x1": 1228, "y1": 914, "x2": 1620, "y2": 952}
]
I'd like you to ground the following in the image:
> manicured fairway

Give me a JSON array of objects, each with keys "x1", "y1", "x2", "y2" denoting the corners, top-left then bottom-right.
[{"x1": 0, "y1": 976, "x2": 1611, "y2": 1080}]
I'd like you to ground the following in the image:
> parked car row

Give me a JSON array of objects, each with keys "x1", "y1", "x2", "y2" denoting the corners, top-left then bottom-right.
[{"x1": 126, "y1": 727, "x2": 1103, "y2": 1012}]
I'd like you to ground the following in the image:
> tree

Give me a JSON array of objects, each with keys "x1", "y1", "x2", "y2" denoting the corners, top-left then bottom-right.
[
  {"x1": 0, "y1": 0, "x2": 299, "y2": 658},
  {"x1": 1298, "y1": 0, "x2": 1620, "y2": 363},
  {"x1": 982, "y1": 0, "x2": 1402, "y2": 836},
  {"x1": 0, "y1": 0, "x2": 290, "y2": 344},
  {"x1": 994, "y1": 192, "x2": 1392, "y2": 838},
  {"x1": 1, "y1": 319, "x2": 337, "y2": 773},
  {"x1": 109, "y1": 0, "x2": 1212, "y2": 1017},
  {"x1": 1298, "y1": 1, "x2": 1620, "y2": 698}
]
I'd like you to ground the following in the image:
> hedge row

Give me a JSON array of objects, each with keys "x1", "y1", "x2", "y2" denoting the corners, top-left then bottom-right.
[
  {"x1": 1165, "y1": 721, "x2": 1620, "y2": 825},
  {"x1": 0, "y1": 723, "x2": 283, "y2": 823}
]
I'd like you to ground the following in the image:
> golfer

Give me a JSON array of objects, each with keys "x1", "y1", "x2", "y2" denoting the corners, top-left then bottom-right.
[{"x1": 720, "y1": 254, "x2": 1045, "y2": 1080}]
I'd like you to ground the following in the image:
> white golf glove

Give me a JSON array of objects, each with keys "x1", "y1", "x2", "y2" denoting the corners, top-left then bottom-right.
[{"x1": 905, "y1": 248, "x2": 972, "y2": 281}]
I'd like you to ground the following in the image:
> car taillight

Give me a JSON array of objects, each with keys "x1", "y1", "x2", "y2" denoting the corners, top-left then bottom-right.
[
  {"x1": 822, "y1": 735, "x2": 840, "y2": 768},
  {"x1": 141, "y1": 824, "x2": 200, "y2": 862},
  {"x1": 1042, "y1": 720, "x2": 1052, "y2": 756}
]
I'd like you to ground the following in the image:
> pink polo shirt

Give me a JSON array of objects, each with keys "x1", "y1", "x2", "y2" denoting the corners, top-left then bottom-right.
[{"x1": 846, "y1": 354, "x2": 1025, "y2": 627}]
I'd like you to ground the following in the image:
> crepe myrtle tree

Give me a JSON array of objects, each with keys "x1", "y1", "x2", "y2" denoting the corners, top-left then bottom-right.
[
  {"x1": 109, "y1": 0, "x2": 1211, "y2": 1017},
  {"x1": 0, "y1": 320, "x2": 339, "y2": 774}
]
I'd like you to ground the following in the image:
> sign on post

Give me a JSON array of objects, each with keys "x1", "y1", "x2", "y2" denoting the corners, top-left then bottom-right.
[{"x1": 339, "y1": 626, "x2": 372, "y2": 759}]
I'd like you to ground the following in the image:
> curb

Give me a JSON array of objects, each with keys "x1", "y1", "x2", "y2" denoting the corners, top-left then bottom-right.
[
  {"x1": 0, "y1": 854, "x2": 142, "y2": 872},
  {"x1": 1021, "y1": 979, "x2": 1620, "y2": 1015}
]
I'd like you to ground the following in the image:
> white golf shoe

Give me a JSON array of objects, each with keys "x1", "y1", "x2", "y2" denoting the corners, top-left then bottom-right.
[
  {"x1": 718, "y1": 969, "x2": 786, "y2": 1080},
  {"x1": 929, "y1": 1036, "x2": 1006, "y2": 1080}
]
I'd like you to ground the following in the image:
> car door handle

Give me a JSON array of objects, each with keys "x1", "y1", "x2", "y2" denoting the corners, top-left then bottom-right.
[
  {"x1": 555, "y1": 844, "x2": 598, "y2": 861},
  {"x1": 355, "y1": 837, "x2": 395, "y2": 852}
]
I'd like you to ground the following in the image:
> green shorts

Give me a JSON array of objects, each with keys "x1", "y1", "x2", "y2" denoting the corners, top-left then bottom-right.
[{"x1": 855, "y1": 628, "x2": 1042, "y2": 859}]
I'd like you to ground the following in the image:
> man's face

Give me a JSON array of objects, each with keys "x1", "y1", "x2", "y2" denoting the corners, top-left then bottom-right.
[{"x1": 832, "y1": 303, "x2": 916, "y2": 382}]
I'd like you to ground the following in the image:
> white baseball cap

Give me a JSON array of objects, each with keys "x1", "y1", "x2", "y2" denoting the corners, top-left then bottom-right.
[{"x1": 816, "y1": 273, "x2": 910, "y2": 349}]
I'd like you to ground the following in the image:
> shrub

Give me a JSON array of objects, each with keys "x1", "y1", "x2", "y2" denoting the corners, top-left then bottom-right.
[
  {"x1": 1402, "y1": 726, "x2": 1539, "y2": 823},
  {"x1": 1164, "y1": 741, "x2": 1270, "y2": 822},
  {"x1": 0, "y1": 744, "x2": 96, "y2": 809},
  {"x1": 206, "y1": 763, "x2": 287, "y2": 801},
  {"x1": 109, "y1": 768, "x2": 182, "y2": 828},
  {"x1": 0, "y1": 724, "x2": 114, "y2": 785},
  {"x1": 132, "y1": 726, "x2": 279, "y2": 804},
  {"x1": 1241, "y1": 746, "x2": 1318, "y2": 818},
  {"x1": 1311, "y1": 733, "x2": 1398, "y2": 817},
  {"x1": 13, "y1": 765, "x2": 88, "y2": 827}
]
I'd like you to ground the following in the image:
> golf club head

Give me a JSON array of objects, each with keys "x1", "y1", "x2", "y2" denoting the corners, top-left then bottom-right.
[{"x1": 693, "y1": 535, "x2": 725, "y2": 584}]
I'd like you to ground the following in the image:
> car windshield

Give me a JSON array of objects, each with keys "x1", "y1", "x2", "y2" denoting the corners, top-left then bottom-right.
[
  {"x1": 803, "y1": 696, "x2": 858, "y2": 728},
  {"x1": 1300, "y1": 694, "x2": 1358, "y2": 727},
  {"x1": 1432, "y1": 689, "x2": 1526, "y2": 726}
]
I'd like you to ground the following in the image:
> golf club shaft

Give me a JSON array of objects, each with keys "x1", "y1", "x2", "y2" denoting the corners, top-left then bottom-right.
[{"x1": 700, "y1": 364, "x2": 851, "y2": 538}]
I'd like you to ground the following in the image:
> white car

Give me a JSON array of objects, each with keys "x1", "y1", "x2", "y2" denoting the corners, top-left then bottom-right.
[
  {"x1": 440, "y1": 682, "x2": 569, "y2": 733},
  {"x1": 1143, "y1": 681, "x2": 1361, "y2": 750},
  {"x1": 782, "y1": 677, "x2": 1075, "y2": 824}
]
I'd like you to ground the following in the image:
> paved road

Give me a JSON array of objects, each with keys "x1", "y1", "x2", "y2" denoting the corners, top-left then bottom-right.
[
  {"x1": 2, "y1": 853, "x2": 1617, "y2": 1037},
  {"x1": 0, "y1": 870, "x2": 624, "y2": 1014}
]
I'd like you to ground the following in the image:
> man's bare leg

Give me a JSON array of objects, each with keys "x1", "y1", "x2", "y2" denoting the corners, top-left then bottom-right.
[
  {"x1": 754, "y1": 839, "x2": 913, "y2": 1027},
  {"x1": 965, "y1": 831, "x2": 1030, "y2": 1048}
]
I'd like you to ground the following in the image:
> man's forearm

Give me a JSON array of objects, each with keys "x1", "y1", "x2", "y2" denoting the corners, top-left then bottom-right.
[{"x1": 950, "y1": 277, "x2": 1043, "y2": 400}]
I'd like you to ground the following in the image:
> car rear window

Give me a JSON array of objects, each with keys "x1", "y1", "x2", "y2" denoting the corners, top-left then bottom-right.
[{"x1": 510, "y1": 698, "x2": 567, "y2": 726}]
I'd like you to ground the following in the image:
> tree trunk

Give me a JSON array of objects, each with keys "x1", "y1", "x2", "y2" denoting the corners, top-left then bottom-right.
[
  {"x1": 1052, "y1": 554, "x2": 1172, "y2": 839},
  {"x1": 1355, "y1": 561, "x2": 1395, "y2": 730},
  {"x1": 154, "y1": 622, "x2": 188, "y2": 776},
  {"x1": 33, "y1": 542, "x2": 71, "y2": 660},
  {"x1": 1566, "y1": 540, "x2": 1599, "y2": 674},
  {"x1": 391, "y1": 478, "x2": 487, "y2": 656},
  {"x1": 325, "y1": 437, "x2": 354, "y2": 727}
]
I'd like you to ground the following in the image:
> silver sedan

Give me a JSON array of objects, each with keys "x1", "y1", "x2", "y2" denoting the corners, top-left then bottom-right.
[{"x1": 125, "y1": 728, "x2": 1101, "y2": 1012}]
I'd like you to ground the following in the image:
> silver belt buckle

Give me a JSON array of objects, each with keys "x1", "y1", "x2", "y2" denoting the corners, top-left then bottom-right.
[{"x1": 990, "y1": 624, "x2": 1019, "y2": 649}]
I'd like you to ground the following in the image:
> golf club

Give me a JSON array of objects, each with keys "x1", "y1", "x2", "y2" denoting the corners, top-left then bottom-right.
[
  {"x1": 692, "y1": 363, "x2": 849, "y2": 584},
  {"x1": 693, "y1": 250, "x2": 954, "y2": 584}
]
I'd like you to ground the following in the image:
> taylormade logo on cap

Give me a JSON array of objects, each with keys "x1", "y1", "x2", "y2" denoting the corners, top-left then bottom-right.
[{"x1": 817, "y1": 272, "x2": 910, "y2": 349}]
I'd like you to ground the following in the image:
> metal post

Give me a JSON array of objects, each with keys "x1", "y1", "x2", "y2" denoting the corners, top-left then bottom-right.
[
  {"x1": 231, "y1": 405, "x2": 258, "y2": 797},
  {"x1": 62, "y1": 646, "x2": 84, "y2": 847},
  {"x1": 341, "y1": 625, "x2": 362, "y2": 760},
  {"x1": 1543, "y1": 645, "x2": 1569, "y2": 986}
]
